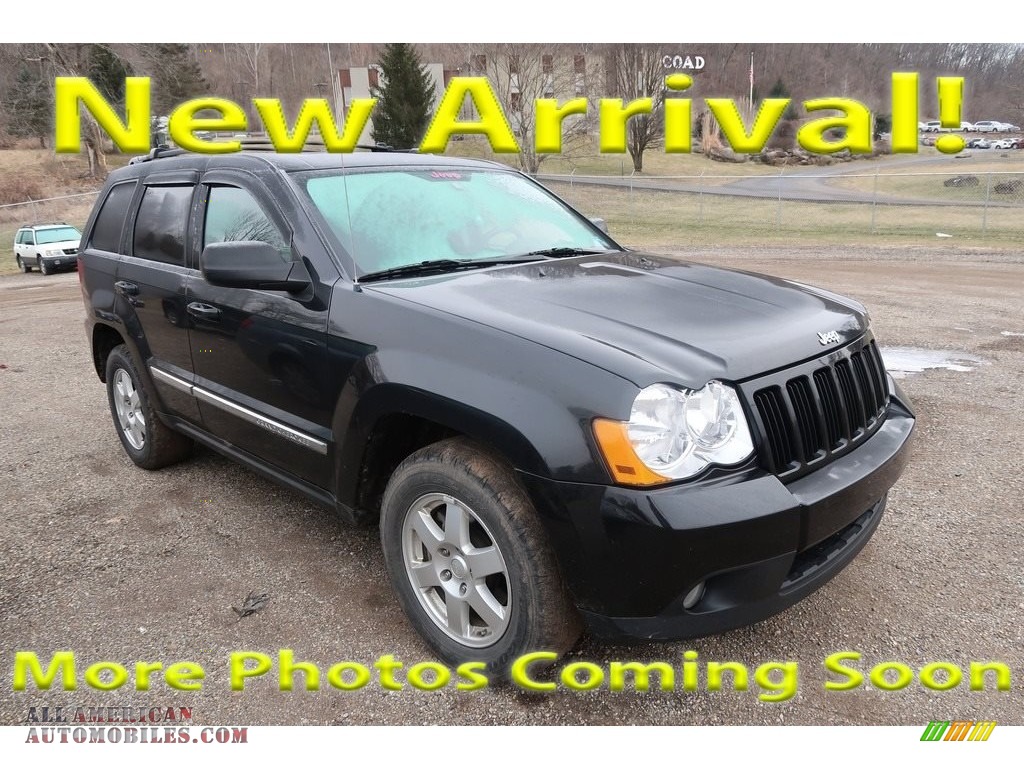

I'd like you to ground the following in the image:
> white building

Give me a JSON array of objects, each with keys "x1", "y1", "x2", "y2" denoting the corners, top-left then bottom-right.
[{"x1": 335, "y1": 63, "x2": 450, "y2": 145}]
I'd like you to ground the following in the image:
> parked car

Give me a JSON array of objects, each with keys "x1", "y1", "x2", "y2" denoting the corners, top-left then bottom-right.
[
  {"x1": 989, "y1": 138, "x2": 1014, "y2": 149},
  {"x1": 13, "y1": 223, "x2": 82, "y2": 274},
  {"x1": 967, "y1": 138, "x2": 992, "y2": 149},
  {"x1": 972, "y1": 120, "x2": 1003, "y2": 133},
  {"x1": 922, "y1": 121, "x2": 968, "y2": 132},
  {"x1": 78, "y1": 147, "x2": 916, "y2": 673}
]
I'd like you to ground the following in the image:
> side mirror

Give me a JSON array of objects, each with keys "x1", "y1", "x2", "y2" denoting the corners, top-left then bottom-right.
[
  {"x1": 201, "y1": 241, "x2": 310, "y2": 293},
  {"x1": 589, "y1": 217, "x2": 609, "y2": 234}
]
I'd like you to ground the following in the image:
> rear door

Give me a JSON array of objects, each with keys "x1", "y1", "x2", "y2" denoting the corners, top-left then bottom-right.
[
  {"x1": 115, "y1": 172, "x2": 202, "y2": 423},
  {"x1": 186, "y1": 172, "x2": 333, "y2": 487}
]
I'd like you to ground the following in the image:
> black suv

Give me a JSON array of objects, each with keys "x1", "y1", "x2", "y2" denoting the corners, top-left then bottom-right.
[{"x1": 79, "y1": 148, "x2": 914, "y2": 673}]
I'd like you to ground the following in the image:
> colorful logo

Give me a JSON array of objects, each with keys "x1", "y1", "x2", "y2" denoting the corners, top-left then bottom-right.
[{"x1": 920, "y1": 721, "x2": 996, "y2": 742}]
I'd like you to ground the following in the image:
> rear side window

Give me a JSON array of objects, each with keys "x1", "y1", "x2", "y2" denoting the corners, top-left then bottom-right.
[
  {"x1": 89, "y1": 183, "x2": 135, "y2": 253},
  {"x1": 133, "y1": 185, "x2": 194, "y2": 265}
]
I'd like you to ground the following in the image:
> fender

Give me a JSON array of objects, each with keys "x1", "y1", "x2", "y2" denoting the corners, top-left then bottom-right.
[{"x1": 333, "y1": 381, "x2": 550, "y2": 511}]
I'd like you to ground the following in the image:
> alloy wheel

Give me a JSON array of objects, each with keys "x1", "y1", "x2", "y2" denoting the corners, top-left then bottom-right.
[
  {"x1": 401, "y1": 492, "x2": 512, "y2": 648},
  {"x1": 112, "y1": 368, "x2": 146, "y2": 450}
]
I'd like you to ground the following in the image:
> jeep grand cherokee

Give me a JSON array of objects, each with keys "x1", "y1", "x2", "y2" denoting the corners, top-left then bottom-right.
[{"x1": 79, "y1": 147, "x2": 914, "y2": 674}]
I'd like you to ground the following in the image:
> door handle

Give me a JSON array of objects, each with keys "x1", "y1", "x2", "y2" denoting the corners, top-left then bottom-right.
[
  {"x1": 187, "y1": 302, "x2": 221, "y2": 321},
  {"x1": 114, "y1": 280, "x2": 139, "y2": 297}
]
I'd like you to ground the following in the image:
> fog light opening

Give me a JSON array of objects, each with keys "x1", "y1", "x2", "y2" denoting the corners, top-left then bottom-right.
[{"x1": 683, "y1": 581, "x2": 706, "y2": 610}]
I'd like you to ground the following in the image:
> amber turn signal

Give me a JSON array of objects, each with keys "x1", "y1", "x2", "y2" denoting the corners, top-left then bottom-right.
[{"x1": 592, "y1": 418, "x2": 670, "y2": 487}]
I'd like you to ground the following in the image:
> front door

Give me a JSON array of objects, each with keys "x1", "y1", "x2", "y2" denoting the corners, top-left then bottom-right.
[{"x1": 186, "y1": 177, "x2": 333, "y2": 488}]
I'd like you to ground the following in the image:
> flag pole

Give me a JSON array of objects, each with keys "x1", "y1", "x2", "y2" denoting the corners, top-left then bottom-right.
[{"x1": 748, "y1": 50, "x2": 754, "y2": 120}]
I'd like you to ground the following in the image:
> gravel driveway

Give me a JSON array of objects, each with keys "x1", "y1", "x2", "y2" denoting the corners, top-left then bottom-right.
[{"x1": 1, "y1": 245, "x2": 1022, "y2": 725}]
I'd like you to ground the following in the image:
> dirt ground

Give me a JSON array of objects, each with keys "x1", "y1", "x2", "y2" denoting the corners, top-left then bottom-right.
[{"x1": 1, "y1": 245, "x2": 1022, "y2": 725}]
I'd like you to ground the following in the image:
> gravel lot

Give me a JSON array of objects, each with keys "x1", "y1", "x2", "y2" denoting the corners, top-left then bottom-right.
[{"x1": 1, "y1": 245, "x2": 1022, "y2": 726}]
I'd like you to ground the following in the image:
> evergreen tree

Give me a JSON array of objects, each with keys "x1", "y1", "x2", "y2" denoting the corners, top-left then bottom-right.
[
  {"x1": 768, "y1": 78, "x2": 799, "y2": 120},
  {"x1": 143, "y1": 44, "x2": 207, "y2": 114},
  {"x1": 4, "y1": 66, "x2": 51, "y2": 147},
  {"x1": 371, "y1": 43, "x2": 435, "y2": 149},
  {"x1": 88, "y1": 45, "x2": 132, "y2": 105}
]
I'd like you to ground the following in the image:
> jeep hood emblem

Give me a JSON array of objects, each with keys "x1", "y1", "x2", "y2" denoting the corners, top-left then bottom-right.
[{"x1": 818, "y1": 330, "x2": 842, "y2": 345}]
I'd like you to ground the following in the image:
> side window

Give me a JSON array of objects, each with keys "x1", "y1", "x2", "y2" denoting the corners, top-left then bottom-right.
[
  {"x1": 15, "y1": 231, "x2": 24, "y2": 245},
  {"x1": 133, "y1": 185, "x2": 194, "y2": 265},
  {"x1": 89, "y1": 183, "x2": 136, "y2": 253},
  {"x1": 203, "y1": 186, "x2": 290, "y2": 261}
]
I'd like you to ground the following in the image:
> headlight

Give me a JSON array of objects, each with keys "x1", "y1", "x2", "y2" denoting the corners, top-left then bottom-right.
[
  {"x1": 594, "y1": 381, "x2": 754, "y2": 486},
  {"x1": 45, "y1": 249, "x2": 62, "y2": 257}
]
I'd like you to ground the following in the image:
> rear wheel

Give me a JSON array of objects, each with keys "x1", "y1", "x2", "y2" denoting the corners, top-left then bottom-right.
[
  {"x1": 16, "y1": 256, "x2": 30, "y2": 273},
  {"x1": 380, "y1": 438, "x2": 582, "y2": 677},
  {"x1": 105, "y1": 344, "x2": 193, "y2": 469}
]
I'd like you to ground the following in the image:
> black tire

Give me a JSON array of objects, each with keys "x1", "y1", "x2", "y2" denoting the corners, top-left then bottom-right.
[
  {"x1": 17, "y1": 256, "x2": 30, "y2": 273},
  {"x1": 380, "y1": 437, "x2": 582, "y2": 677},
  {"x1": 38, "y1": 257, "x2": 49, "y2": 276},
  {"x1": 104, "y1": 344, "x2": 193, "y2": 469}
]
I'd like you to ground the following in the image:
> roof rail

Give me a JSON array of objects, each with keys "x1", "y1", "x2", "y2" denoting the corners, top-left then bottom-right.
[
  {"x1": 127, "y1": 138, "x2": 422, "y2": 161},
  {"x1": 355, "y1": 143, "x2": 419, "y2": 153},
  {"x1": 235, "y1": 136, "x2": 419, "y2": 153},
  {"x1": 129, "y1": 145, "x2": 187, "y2": 165}
]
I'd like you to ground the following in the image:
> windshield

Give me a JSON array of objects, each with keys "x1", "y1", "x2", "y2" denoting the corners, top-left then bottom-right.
[
  {"x1": 35, "y1": 226, "x2": 81, "y2": 245},
  {"x1": 296, "y1": 168, "x2": 617, "y2": 277}
]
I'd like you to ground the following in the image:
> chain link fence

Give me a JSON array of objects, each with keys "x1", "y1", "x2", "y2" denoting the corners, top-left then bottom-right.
[
  {"x1": 0, "y1": 192, "x2": 99, "y2": 274},
  {"x1": 539, "y1": 166, "x2": 1024, "y2": 250},
  {"x1": 2, "y1": 165, "x2": 1023, "y2": 275}
]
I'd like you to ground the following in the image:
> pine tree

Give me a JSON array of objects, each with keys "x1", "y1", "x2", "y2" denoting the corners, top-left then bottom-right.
[
  {"x1": 143, "y1": 44, "x2": 207, "y2": 115},
  {"x1": 87, "y1": 45, "x2": 132, "y2": 105},
  {"x1": 4, "y1": 66, "x2": 51, "y2": 147},
  {"x1": 371, "y1": 43, "x2": 435, "y2": 149},
  {"x1": 769, "y1": 78, "x2": 800, "y2": 120}
]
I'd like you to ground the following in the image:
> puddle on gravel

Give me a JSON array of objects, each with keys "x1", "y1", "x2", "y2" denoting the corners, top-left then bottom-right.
[{"x1": 880, "y1": 347, "x2": 987, "y2": 379}]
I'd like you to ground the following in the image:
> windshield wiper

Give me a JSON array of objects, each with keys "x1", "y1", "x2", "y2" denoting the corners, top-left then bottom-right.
[
  {"x1": 357, "y1": 257, "x2": 542, "y2": 284},
  {"x1": 521, "y1": 247, "x2": 614, "y2": 258}
]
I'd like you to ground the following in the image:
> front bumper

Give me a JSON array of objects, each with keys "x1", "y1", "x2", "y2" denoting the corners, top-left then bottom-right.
[
  {"x1": 519, "y1": 390, "x2": 915, "y2": 640},
  {"x1": 40, "y1": 254, "x2": 78, "y2": 270}
]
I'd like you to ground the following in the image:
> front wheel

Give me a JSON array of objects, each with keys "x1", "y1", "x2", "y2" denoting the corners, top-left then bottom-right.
[
  {"x1": 38, "y1": 257, "x2": 49, "y2": 276},
  {"x1": 380, "y1": 438, "x2": 582, "y2": 677}
]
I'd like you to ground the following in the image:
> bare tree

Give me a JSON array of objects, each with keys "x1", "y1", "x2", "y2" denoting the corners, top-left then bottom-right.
[
  {"x1": 235, "y1": 43, "x2": 264, "y2": 93},
  {"x1": 608, "y1": 44, "x2": 667, "y2": 172},
  {"x1": 44, "y1": 43, "x2": 113, "y2": 178},
  {"x1": 481, "y1": 43, "x2": 597, "y2": 174}
]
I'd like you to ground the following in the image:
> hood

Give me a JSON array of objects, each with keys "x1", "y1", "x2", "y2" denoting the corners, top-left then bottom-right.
[
  {"x1": 37, "y1": 239, "x2": 80, "y2": 250},
  {"x1": 368, "y1": 251, "x2": 868, "y2": 386}
]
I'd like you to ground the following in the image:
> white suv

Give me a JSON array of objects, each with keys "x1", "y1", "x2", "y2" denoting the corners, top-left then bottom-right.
[{"x1": 13, "y1": 224, "x2": 82, "y2": 275}]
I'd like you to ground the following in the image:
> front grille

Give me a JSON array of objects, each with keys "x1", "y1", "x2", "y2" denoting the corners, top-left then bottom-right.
[
  {"x1": 745, "y1": 338, "x2": 889, "y2": 479},
  {"x1": 62, "y1": 247, "x2": 78, "y2": 255}
]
